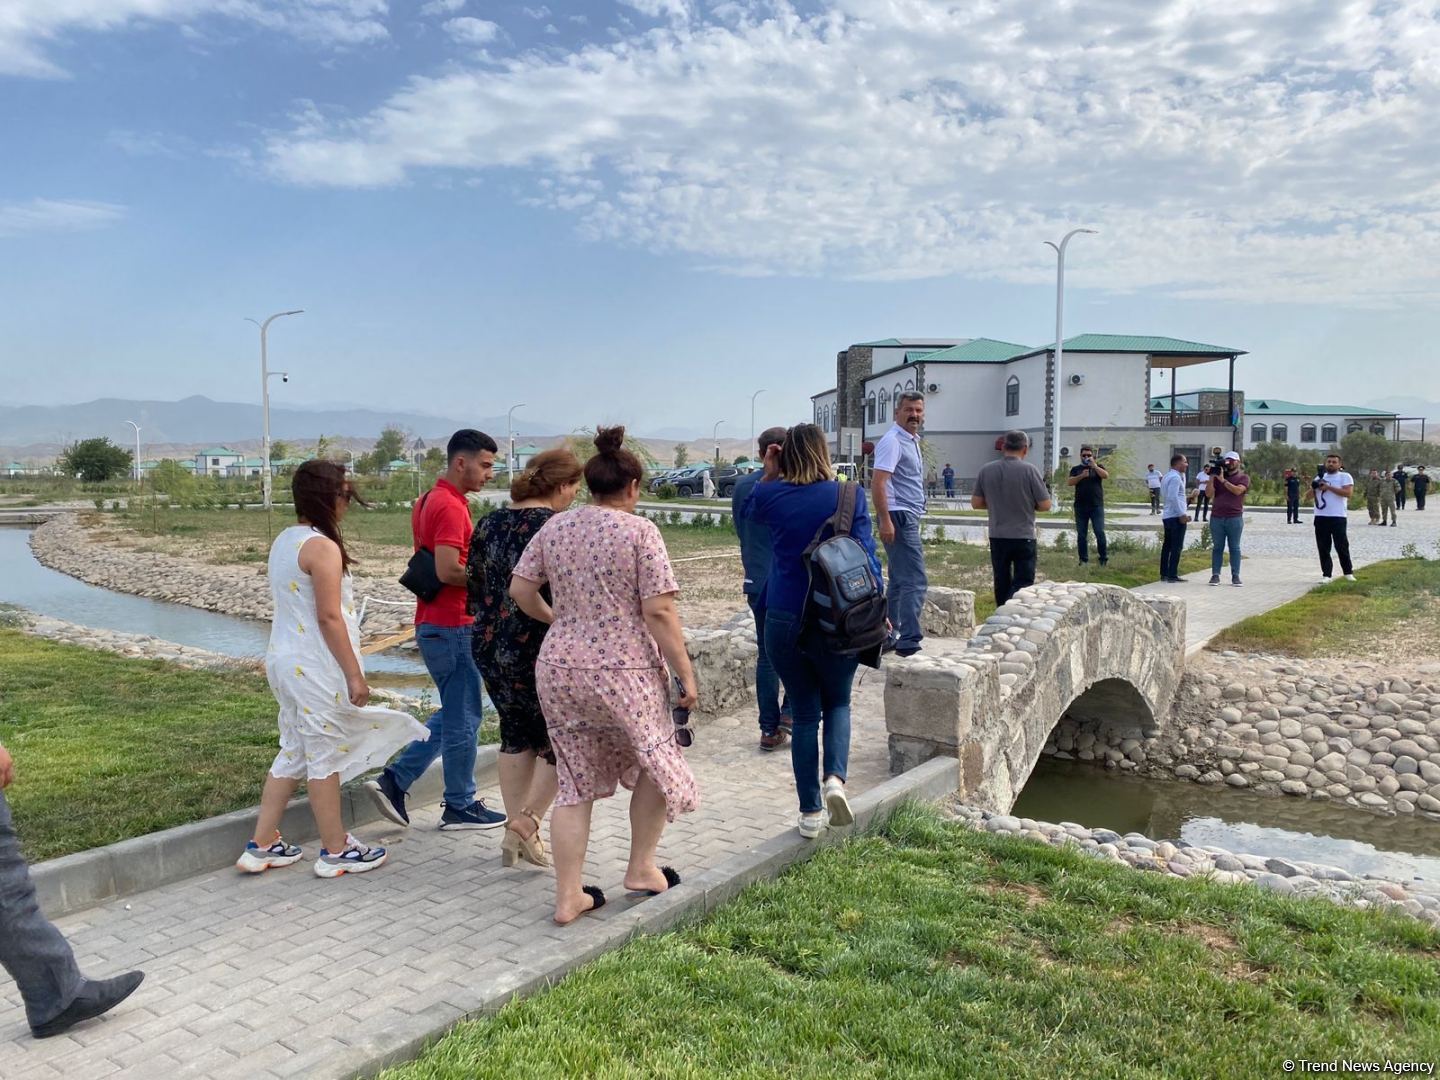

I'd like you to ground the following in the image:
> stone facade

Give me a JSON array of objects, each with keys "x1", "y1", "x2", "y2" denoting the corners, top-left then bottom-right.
[{"x1": 884, "y1": 582, "x2": 1187, "y2": 812}]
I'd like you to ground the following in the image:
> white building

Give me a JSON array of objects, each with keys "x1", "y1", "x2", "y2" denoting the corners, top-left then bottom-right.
[
  {"x1": 1149, "y1": 391, "x2": 1399, "y2": 451},
  {"x1": 194, "y1": 447, "x2": 244, "y2": 477},
  {"x1": 815, "y1": 334, "x2": 1247, "y2": 483}
]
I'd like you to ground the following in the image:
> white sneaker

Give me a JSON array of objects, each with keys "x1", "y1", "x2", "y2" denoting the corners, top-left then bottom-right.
[
  {"x1": 1317, "y1": 576, "x2": 1332, "y2": 585},
  {"x1": 1344, "y1": 574, "x2": 1357, "y2": 581},
  {"x1": 822, "y1": 776, "x2": 854, "y2": 827},
  {"x1": 797, "y1": 810, "x2": 829, "y2": 839},
  {"x1": 314, "y1": 835, "x2": 388, "y2": 878}
]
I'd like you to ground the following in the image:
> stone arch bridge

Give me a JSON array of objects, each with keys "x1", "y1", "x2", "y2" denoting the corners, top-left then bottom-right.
[{"x1": 885, "y1": 583, "x2": 1187, "y2": 813}]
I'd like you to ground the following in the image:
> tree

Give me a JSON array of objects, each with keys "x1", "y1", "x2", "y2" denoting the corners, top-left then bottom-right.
[
  {"x1": 269, "y1": 440, "x2": 291, "y2": 463},
  {"x1": 733, "y1": 455, "x2": 748, "y2": 466},
  {"x1": 373, "y1": 426, "x2": 409, "y2": 464},
  {"x1": 149, "y1": 459, "x2": 194, "y2": 496},
  {"x1": 1242, "y1": 440, "x2": 1309, "y2": 481},
  {"x1": 59, "y1": 437, "x2": 132, "y2": 482},
  {"x1": 673, "y1": 443, "x2": 689, "y2": 468},
  {"x1": 423, "y1": 446, "x2": 444, "y2": 470},
  {"x1": 1335, "y1": 431, "x2": 1396, "y2": 477},
  {"x1": 313, "y1": 434, "x2": 333, "y2": 460}
]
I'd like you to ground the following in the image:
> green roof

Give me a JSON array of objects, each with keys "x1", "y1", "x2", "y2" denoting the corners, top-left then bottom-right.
[
  {"x1": 1045, "y1": 334, "x2": 1245, "y2": 356},
  {"x1": 513, "y1": 445, "x2": 543, "y2": 455},
  {"x1": 907, "y1": 338, "x2": 1033, "y2": 364},
  {"x1": 1151, "y1": 397, "x2": 1198, "y2": 412},
  {"x1": 197, "y1": 447, "x2": 240, "y2": 456},
  {"x1": 855, "y1": 338, "x2": 903, "y2": 347},
  {"x1": 1246, "y1": 399, "x2": 1396, "y2": 417}
]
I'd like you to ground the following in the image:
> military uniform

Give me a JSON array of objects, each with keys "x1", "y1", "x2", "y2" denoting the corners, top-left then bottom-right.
[
  {"x1": 1379, "y1": 474, "x2": 1397, "y2": 526},
  {"x1": 1364, "y1": 473, "x2": 1383, "y2": 524}
]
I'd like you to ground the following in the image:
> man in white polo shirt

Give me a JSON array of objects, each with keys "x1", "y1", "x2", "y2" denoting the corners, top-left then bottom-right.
[
  {"x1": 1145, "y1": 464, "x2": 1162, "y2": 514},
  {"x1": 1308, "y1": 452, "x2": 1356, "y2": 584},
  {"x1": 872, "y1": 391, "x2": 928, "y2": 656}
]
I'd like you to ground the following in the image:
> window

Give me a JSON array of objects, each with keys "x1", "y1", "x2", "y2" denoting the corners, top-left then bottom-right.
[
  {"x1": 1321, "y1": 423, "x2": 1337, "y2": 443},
  {"x1": 1346, "y1": 422, "x2": 1362, "y2": 434},
  {"x1": 1271, "y1": 424, "x2": 1288, "y2": 442},
  {"x1": 879, "y1": 388, "x2": 890, "y2": 416},
  {"x1": 866, "y1": 392, "x2": 876, "y2": 424},
  {"x1": 1250, "y1": 424, "x2": 1267, "y2": 443},
  {"x1": 1370, "y1": 423, "x2": 1386, "y2": 436},
  {"x1": 1300, "y1": 424, "x2": 1316, "y2": 443},
  {"x1": 1005, "y1": 376, "x2": 1020, "y2": 416},
  {"x1": 893, "y1": 383, "x2": 903, "y2": 411},
  {"x1": 904, "y1": 378, "x2": 913, "y2": 391}
]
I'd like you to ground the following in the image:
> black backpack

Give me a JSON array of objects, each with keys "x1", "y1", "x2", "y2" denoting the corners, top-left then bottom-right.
[{"x1": 803, "y1": 482, "x2": 888, "y2": 655}]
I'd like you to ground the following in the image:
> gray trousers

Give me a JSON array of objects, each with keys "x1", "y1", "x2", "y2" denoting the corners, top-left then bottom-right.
[{"x1": 0, "y1": 790, "x2": 83, "y2": 1029}]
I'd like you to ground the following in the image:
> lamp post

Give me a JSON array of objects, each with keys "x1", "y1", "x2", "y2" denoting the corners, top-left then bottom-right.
[
  {"x1": 1042, "y1": 229, "x2": 1096, "y2": 479},
  {"x1": 712, "y1": 419, "x2": 726, "y2": 468},
  {"x1": 245, "y1": 309, "x2": 303, "y2": 509},
  {"x1": 345, "y1": 448, "x2": 356, "y2": 472},
  {"x1": 507, "y1": 403, "x2": 526, "y2": 475},
  {"x1": 413, "y1": 437, "x2": 427, "y2": 500},
  {"x1": 749, "y1": 389, "x2": 766, "y2": 455},
  {"x1": 123, "y1": 420, "x2": 141, "y2": 486}
]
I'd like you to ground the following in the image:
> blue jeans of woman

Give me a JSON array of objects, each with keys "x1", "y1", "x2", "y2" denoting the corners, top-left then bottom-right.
[
  {"x1": 1209, "y1": 515, "x2": 1243, "y2": 580},
  {"x1": 764, "y1": 609, "x2": 859, "y2": 814}
]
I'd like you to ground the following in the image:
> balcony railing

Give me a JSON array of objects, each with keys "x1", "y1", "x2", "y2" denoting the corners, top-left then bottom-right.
[{"x1": 1146, "y1": 410, "x2": 1233, "y2": 429}]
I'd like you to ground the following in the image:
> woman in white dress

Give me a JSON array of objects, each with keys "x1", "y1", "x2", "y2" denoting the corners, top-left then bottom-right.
[{"x1": 237, "y1": 461, "x2": 429, "y2": 878}]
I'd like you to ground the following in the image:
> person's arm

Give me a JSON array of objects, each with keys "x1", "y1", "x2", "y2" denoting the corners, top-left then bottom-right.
[
  {"x1": 641, "y1": 593, "x2": 697, "y2": 709},
  {"x1": 970, "y1": 469, "x2": 988, "y2": 511},
  {"x1": 0, "y1": 743, "x2": 13, "y2": 789},
  {"x1": 1065, "y1": 467, "x2": 1083, "y2": 488},
  {"x1": 298, "y1": 536, "x2": 369, "y2": 706},
  {"x1": 1326, "y1": 479, "x2": 1355, "y2": 498},
  {"x1": 870, "y1": 434, "x2": 899, "y2": 543},
  {"x1": 509, "y1": 575, "x2": 555, "y2": 625},
  {"x1": 851, "y1": 489, "x2": 885, "y2": 588},
  {"x1": 1218, "y1": 471, "x2": 1248, "y2": 496},
  {"x1": 433, "y1": 545, "x2": 468, "y2": 587},
  {"x1": 1091, "y1": 463, "x2": 1109, "y2": 480}
]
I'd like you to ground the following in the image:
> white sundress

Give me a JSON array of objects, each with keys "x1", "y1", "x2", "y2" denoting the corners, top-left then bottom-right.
[{"x1": 264, "y1": 525, "x2": 429, "y2": 783}]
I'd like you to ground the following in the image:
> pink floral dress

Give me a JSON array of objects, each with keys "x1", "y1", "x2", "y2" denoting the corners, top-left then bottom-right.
[{"x1": 512, "y1": 505, "x2": 700, "y2": 821}]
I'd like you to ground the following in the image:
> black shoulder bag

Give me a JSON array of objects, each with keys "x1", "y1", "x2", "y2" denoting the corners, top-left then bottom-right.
[{"x1": 399, "y1": 492, "x2": 446, "y2": 602}]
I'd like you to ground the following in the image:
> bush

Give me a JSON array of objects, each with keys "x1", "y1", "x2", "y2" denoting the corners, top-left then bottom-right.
[
  {"x1": 1052, "y1": 529, "x2": 1069, "y2": 551},
  {"x1": 656, "y1": 484, "x2": 677, "y2": 500},
  {"x1": 1192, "y1": 523, "x2": 1213, "y2": 551}
]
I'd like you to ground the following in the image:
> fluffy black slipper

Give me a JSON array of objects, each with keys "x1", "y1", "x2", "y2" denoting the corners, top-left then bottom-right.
[{"x1": 626, "y1": 866, "x2": 681, "y2": 899}]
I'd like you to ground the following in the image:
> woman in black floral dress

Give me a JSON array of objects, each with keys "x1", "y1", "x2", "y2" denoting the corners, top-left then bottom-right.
[{"x1": 469, "y1": 449, "x2": 583, "y2": 867}]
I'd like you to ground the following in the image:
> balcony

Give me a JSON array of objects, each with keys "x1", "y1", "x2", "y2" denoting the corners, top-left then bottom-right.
[{"x1": 1146, "y1": 410, "x2": 1232, "y2": 429}]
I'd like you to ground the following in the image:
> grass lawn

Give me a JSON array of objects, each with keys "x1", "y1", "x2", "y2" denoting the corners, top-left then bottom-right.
[
  {"x1": 0, "y1": 629, "x2": 280, "y2": 861},
  {"x1": 1210, "y1": 557, "x2": 1440, "y2": 658},
  {"x1": 382, "y1": 804, "x2": 1440, "y2": 1079}
]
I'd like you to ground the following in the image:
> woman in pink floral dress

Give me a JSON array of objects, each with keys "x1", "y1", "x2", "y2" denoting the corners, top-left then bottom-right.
[{"x1": 511, "y1": 427, "x2": 700, "y2": 925}]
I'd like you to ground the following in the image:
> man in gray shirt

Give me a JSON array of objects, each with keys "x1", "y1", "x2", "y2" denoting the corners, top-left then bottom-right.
[
  {"x1": 970, "y1": 430, "x2": 1053, "y2": 606},
  {"x1": 872, "y1": 391, "x2": 928, "y2": 656}
]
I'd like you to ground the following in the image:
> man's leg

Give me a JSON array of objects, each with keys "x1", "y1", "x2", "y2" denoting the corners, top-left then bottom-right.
[
  {"x1": 0, "y1": 791, "x2": 85, "y2": 1031},
  {"x1": 1229, "y1": 519, "x2": 1243, "y2": 581},
  {"x1": 886, "y1": 511, "x2": 927, "y2": 652},
  {"x1": 1074, "y1": 507, "x2": 1089, "y2": 564},
  {"x1": 1315, "y1": 520, "x2": 1334, "y2": 578},
  {"x1": 1210, "y1": 516, "x2": 1227, "y2": 579},
  {"x1": 415, "y1": 625, "x2": 479, "y2": 810},
  {"x1": 989, "y1": 539, "x2": 1013, "y2": 607},
  {"x1": 1333, "y1": 519, "x2": 1353, "y2": 576},
  {"x1": 750, "y1": 596, "x2": 782, "y2": 737},
  {"x1": 1093, "y1": 504, "x2": 1107, "y2": 564},
  {"x1": 1419, "y1": 490, "x2": 1427, "y2": 511},
  {"x1": 1012, "y1": 539, "x2": 1038, "y2": 595}
]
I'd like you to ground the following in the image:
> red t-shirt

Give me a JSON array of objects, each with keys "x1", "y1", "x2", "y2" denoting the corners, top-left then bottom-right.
[
  {"x1": 412, "y1": 478, "x2": 473, "y2": 627},
  {"x1": 1210, "y1": 470, "x2": 1249, "y2": 519}
]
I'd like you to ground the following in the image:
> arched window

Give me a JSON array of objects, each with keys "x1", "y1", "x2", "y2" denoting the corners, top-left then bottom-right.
[
  {"x1": 904, "y1": 378, "x2": 913, "y2": 392},
  {"x1": 1251, "y1": 424, "x2": 1267, "y2": 444},
  {"x1": 1271, "y1": 424, "x2": 1288, "y2": 442},
  {"x1": 879, "y1": 388, "x2": 890, "y2": 417},
  {"x1": 1346, "y1": 421, "x2": 1363, "y2": 434},
  {"x1": 1370, "y1": 422, "x2": 1386, "y2": 436},
  {"x1": 866, "y1": 392, "x2": 876, "y2": 424},
  {"x1": 1006, "y1": 376, "x2": 1020, "y2": 417},
  {"x1": 893, "y1": 383, "x2": 903, "y2": 411},
  {"x1": 1321, "y1": 423, "x2": 1338, "y2": 443},
  {"x1": 1300, "y1": 424, "x2": 1316, "y2": 443}
]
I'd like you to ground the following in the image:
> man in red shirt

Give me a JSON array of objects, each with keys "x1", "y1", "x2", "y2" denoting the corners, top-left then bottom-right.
[{"x1": 366, "y1": 430, "x2": 506, "y2": 830}]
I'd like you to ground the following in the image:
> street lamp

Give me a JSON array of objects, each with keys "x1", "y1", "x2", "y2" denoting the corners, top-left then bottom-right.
[
  {"x1": 712, "y1": 419, "x2": 726, "y2": 468},
  {"x1": 123, "y1": 420, "x2": 141, "y2": 486},
  {"x1": 345, "y1": 448, "x2": 356, "y2": 472},
  {"x1": 507, "y1": 403, "x2": 526, "y2": 475},
  {"x1": 413, "y1": 437, "x2": 427, "y2": 500},
  {"x1": 749, "y1": 389, "x2": 766, "y2": 455},
  {"x1": 1043, "y1": 229, "x2": 1096, "y2": 479},
  {"x1": 245, "y1": 309, "x2": 303, "y2": 509}
]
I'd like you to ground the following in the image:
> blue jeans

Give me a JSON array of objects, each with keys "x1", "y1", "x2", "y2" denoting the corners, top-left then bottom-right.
[
  {"x1": 748, "y1": 595, "x2": 789, "y2": 735},
  {"x1": 1210, "y1": 516, "x2": 1243, "y2": 580},
  {"x1": 388, "y1": 623, "x2": 482, "y2": 809},
  {"x1": 1074, "y1": 503, "x2": 1107, "y2": 563},
  {"x1": 884, "y1": 510, "x2": 928, "y2": 651},
  {"x1": 764, "y1": 609, "x2": 859, "y2": 814}
]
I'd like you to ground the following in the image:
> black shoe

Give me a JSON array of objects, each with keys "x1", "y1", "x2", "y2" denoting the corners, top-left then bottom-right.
[
  {"x1": 896, "y1": 646, "x2": 921, "y2": 658},
  {"x1": 32, "y1": 972, "x2": 144, "y2": 1039},
  {"x1": 364, "y1": 768, "x2": 410, "y2": 827},
  {"x1": 440, "y1": 799, "x2": 507, "y2": 830}
]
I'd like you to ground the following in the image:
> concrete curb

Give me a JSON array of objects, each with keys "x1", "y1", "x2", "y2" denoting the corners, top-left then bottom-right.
[
  {"x1": 32, "y1": 747, "x2": 500, "y2": 919},
  {"x1": 336, "y1": 755, "x2": 960, "y2": 1079}
]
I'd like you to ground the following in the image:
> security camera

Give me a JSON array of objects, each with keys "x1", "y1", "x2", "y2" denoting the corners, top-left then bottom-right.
[{"x1": 281, "y1": 374, "x2": 289, "y2": 383}]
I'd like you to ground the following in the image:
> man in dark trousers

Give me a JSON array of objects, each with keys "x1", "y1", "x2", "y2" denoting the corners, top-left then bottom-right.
[
  {"x1": 1393, "y1": 464, "x2": 1409, "y2": 510},
  {"x1": 1414, "y1": 466, "x2": 1430, "y2": 510},
  {"x1": 1066, "y1": 444, "x2": 1108, "y2": 566},
  {"x1": 1158, "y1": 453, "x2": 1191, "y2": 583},
  {"x1": 1308, "y1": 452, "x2": 1356, "y2": 584},
  {"x1": 970, "y1": 430, "x2": 1052, "y2": 606},
  {"x1": 1284, "y1": 468, "x2": 1302, "y2": 524},
  {"x1": 733, "y1": 426, "x2": 792, "y2": 752},
  {"x1": 0, "y1": 742, "x2": 144, "y2": 1038},
  {"x1": 942, "y1": 463, "x2": 955, "y2": 499}
]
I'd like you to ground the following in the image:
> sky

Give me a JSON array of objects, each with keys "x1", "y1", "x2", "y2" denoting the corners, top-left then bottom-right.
[{"x1": 2, "y1": 0, "x2": 1438, "y2": 439}]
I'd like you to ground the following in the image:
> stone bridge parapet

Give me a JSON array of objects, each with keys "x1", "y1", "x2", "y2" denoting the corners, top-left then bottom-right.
[{"x1": 885, "y1": 582, "x2": 1186, "y2": 813}]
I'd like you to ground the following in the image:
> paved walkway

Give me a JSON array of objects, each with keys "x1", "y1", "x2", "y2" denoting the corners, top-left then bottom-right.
[{"x1": 3, "y1": 516, "x2": 1405, "y2": 1076}]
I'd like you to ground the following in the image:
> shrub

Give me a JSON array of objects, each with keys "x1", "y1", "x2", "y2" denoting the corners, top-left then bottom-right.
[
  {"x1": 1052, "y1": 529, "x2": 1069, "y2": 552},
  {"x1": 1192, "y1": 523, "x2": 1213, "y2": 551},
  {"x1": 656, "y1": 484, "x2": 677, "y2": 500}
]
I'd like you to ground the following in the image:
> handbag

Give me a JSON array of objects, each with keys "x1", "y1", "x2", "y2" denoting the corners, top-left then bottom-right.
[{"x1": 399, "y1": 493, "x2": 446, "y2": 603}]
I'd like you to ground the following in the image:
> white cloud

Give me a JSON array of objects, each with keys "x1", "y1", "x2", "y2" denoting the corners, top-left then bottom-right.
[
  {"x1": 442, "y1": 15, "x2": 499, "y2": 44},
  {"x1": 0, "y1": 0, "x2": 389, "y2": 77},
  {"x1": 262, "y1": 0, "x2": 1440, "y2": 306},
  {"x1": 0, "y1": 199, "x2": 126, "y2": 237},
  {"x1": 522, "y1": 5, "x2": 551, "y2": 18},
  {"x1": 419, "y1": 0, "x2": 465, "y2": 15}
]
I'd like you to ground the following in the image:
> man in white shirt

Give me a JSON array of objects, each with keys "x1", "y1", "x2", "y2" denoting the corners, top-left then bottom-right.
[
  {"x1": 871, "y1": 392, "x2": 928, "y2": 656},
  {"x1": 1308, "y1": 452, "x2": 1356, "y2": 583},
  {"x1": 1145, "y1": 465, "x2": 1163, "y2": 515}
]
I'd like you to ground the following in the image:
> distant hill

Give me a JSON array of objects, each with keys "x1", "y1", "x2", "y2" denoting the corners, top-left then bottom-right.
[{"x1": 0, "y1": 396, "x2": 563, "y2": 455}]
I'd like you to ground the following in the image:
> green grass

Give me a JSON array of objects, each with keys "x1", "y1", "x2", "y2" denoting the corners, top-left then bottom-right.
[
  {"x1": 118, "y1": 505, "x2": 424, "y2": 554},
  {"x1": 382, "y1": 804, "x2": 1440, "y2": 1079},
  {"x1": 1210, "y1": 557, "x2": 1440, "y2": 656},
  {"x1": 0, "y1": 629, "x2": 281, "y2": 860}
]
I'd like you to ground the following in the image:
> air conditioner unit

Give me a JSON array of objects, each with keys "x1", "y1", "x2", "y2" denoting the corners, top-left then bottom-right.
[
  {"x1": 1069, "y1": 373, "x2": 1085, "y2": 386},
  {"x1": 1059, "y1": 446, "x2": 1072, "y2": 459},
  {"x1": 927, "y1": 382, "x2": 939, "y2": 393}
]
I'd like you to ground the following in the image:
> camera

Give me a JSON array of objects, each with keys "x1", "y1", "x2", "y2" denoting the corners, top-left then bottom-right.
[{"x1": 1311, "y1": 465, "x2": 1325, "y2": 490}]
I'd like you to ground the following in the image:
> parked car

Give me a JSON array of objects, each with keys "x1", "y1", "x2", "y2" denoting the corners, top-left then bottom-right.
[
  {"x1": 651, "y1": 466, "x2": 704, "y2": 493},
  {"x1": 673, "y1": 466, "x2": 741, "y2": 497}
]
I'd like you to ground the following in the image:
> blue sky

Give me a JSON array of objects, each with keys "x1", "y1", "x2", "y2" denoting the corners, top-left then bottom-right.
[{"x1": 3, "y1": 0, "x2": 1438, "y2": 439}]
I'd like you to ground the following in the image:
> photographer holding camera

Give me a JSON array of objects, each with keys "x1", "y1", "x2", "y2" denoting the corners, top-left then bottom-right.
[
  {"x1": 1308, "y1": 453, "x2": 1356, "y2": 584},
  {"x1": 1066, "y1": 445, "x2": 1108, "y2": 566},
  {"x1": 1208, "y1": 451, "x2": 1249, "y2": 587}
]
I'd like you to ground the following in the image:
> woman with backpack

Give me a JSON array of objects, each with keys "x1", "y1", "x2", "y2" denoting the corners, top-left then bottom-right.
[{"x1": 739, "y1": 424, "x2": 885, "y2": 839}]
